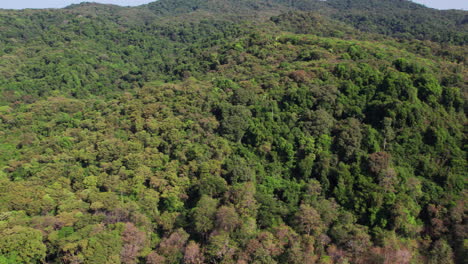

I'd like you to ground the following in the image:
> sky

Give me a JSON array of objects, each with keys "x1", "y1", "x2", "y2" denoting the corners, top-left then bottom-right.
[
  {"x1": 0, "y1": 0, "x2": 467, "y2": 10},
  {"x1": 0, "y1": 0, "x2": 153, "y2": 9}
]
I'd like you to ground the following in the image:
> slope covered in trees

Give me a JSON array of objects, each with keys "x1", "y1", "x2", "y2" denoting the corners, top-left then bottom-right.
[
  {"x1": 1, "y1": 0, "x2": 466, "y2": 102},
  {"x1": 144, "y1": 0, "x2": 468, "y2": 43},
  {"x1": 0, "y1": 0, "x2": 467, "y2": 263}
]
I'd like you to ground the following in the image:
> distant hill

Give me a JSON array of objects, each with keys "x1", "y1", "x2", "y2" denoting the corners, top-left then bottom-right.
[
  {"x1": 4, "y1": 0, "x2": 464, "y2": 43},
  {"x1": 142, "y1": 0, "x2": 468, "y2": 43}
]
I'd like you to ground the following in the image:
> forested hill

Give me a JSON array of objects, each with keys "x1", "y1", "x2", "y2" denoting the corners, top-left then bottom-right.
[
  {"x1": 147, "y1": 0, "x2": 468, "y2": 43},
  {"x1": 0, "y1": 0, "x2": 467, "y2": 264},
  {"x1": 140, "y1": 0, "x2": 467, "y2": 43},
  {"x1": 0, "y1": 0, "x2": 466, "y2": 102}
]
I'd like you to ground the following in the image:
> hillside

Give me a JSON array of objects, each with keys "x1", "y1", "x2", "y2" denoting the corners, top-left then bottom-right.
[
  {"x1": 0, "y1": 0, "x2": 467, "y2": 264},
  {"x1": 143, "y1": 0, "x2": 468, "y2": 43}
]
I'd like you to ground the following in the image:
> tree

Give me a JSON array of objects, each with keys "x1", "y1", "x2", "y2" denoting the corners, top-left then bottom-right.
[
  {"x1": 224, "y1": 155, "x2": 255, "y2": 183},
  {"x1": 415, "y1": 73, "x2": 442, "y2": 101},
  {"x1": 146, "y1": 252, "x2": 165, "y2": 264},
  {"x1": 157, "y1": 229, "x2": 189, "y2": 264},
  {"x1": 121, "y1": 223, "x2": 147, "y2": 264},
  {"x1": 0, "y1": 226, "x2": 46, "y2": 264},
  {"x1": 81, "y1": 226, "x2": 123, "y2": 264},
  {"x1": 295, "y1": 204, "x2": 324, "y2": 235},
  {"x1": 184, "y1": 241, "x2": 205, "y2": 264},
  {"x1": 216, "y1": 206, "x2": 240, "y2": 232},
  {"x1": 334, "y1": 118, "x2": 362, "y2": 161},
  {"x1": 198, "y1": 173, "x2": 228, "y2": 197},
  {"x1": 429, "y1": 240, "x2": 454, "y2": 264},
  {"x1": 244, "y1": 231, "x2": 283, "y2": 264},
  {"x1": 206, "y1": 231, "x2": 237, "y2": 262},
  {"x1": 227, "y1": 182, "x2": 258, "y2": 218},
  {"x1": 192, "y1": 195, "x2": 219, "y2": 235},
  {"x1": 301, "y1": 108, "x2": 334, "y2": 137},
  {"x1": 368, "y1": 152, "x2": 391, "y2": 175},
  {"x1": 220, "y1": 105, "x2": 252, "y2": 142}
]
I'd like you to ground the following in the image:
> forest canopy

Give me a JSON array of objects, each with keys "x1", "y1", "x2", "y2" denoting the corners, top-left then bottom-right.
[{"x1": 0, "y1": 0, "x2": 466, "y2": 263}]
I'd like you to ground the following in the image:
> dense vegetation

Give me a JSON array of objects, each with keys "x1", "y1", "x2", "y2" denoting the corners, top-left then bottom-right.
[{"x1": 0, "y1": 0, "x2": 466, "y2": 263}]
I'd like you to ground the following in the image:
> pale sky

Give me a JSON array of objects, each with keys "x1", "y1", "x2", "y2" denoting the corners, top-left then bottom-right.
[
  {"x1": 0, "y1": 0, "x2": 153, "y2": 9},
  {"x1": 0, "y1": 0, "x2": 466, "y2": 10}
]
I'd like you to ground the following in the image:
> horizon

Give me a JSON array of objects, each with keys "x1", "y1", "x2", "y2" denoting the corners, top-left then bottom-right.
[{"x1": 0, "y1": 0, "x2": 467, "y2": 11}]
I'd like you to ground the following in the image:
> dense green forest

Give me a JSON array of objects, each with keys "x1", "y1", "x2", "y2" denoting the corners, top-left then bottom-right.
[{"x1": 0, "y1": 0, "x2": 466, "y2": 263}]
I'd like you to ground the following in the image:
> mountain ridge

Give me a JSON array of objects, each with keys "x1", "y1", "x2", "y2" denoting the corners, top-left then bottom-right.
[{"x1": 61, "y1": 0, "x2": 468, "y2": 44}]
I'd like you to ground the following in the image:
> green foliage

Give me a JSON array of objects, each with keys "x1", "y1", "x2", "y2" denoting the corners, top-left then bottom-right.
[
  {"x1": 0, "y1": 226, "x2": 46, "y2": 264},
  {"x1": 0, "y1": 1, "x2": 465, "y2": 263},
  {"x1": 192, "y1": 195, "x2": 219, "y2": 234}
]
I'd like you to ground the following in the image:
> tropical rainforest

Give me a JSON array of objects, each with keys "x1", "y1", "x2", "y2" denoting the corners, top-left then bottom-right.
[{"x1": 0, "y1": 0, "x2": 466, "y2": 263}]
